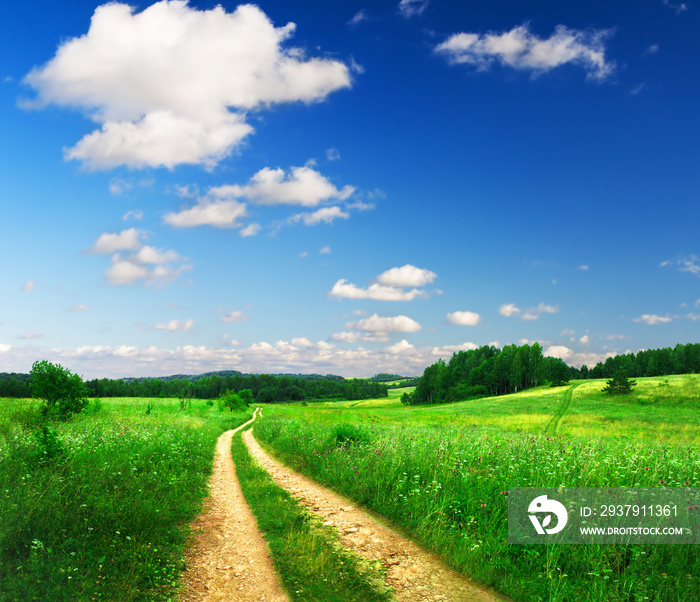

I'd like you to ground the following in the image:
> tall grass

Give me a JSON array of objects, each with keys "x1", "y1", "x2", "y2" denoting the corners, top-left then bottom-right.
[
  {"x1": 253, "y1": 412, "x2": 700, "y2": 602},
  {"x1": 0, "y1": 397, "x2": 252, "y2": 602}
]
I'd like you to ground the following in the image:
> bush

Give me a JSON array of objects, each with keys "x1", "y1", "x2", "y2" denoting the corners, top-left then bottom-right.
[
  {"x1": 332, "y1": 423, "x2": 371, "y2": 447},
  {"x1": 29, "y1": 361, "x2": 88, "y2": 419}
]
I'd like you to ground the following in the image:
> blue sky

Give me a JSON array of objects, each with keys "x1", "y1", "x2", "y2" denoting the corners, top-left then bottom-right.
[{"x1": 1, "y1": 0, "x2": 698, "y2": 378}]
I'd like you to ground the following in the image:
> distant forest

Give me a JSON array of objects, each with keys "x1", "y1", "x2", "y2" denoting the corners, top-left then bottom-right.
[
  {"x1": 408, "y1": 342, "x2": 700, "y2": 405},
  {"x1": 0, "y1": 370, "x2": 388, "y2": 403}
]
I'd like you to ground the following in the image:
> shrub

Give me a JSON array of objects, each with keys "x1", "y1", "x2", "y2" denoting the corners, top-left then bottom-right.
[
  {"x1": 332, "y1": 423, "x2": 371, "y2": 446},
  {"x1": 29, "y1": 361, "x2": 88, "y2": 419}
]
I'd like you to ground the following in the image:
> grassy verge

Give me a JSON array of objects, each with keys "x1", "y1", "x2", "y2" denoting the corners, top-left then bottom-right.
[
  {"x1": 253, "y1": 412, "x2": 700, "y2": 602},
  {"x1": 230, "y1": 425, "x2": 394, "y2": 602},
  {"x1": 0, "y1": 397, "x2": 252, "y2": 602}
]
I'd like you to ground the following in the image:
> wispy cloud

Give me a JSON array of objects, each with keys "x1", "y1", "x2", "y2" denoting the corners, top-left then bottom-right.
[
  {"x1": 153, "y1": 319, "x2": 194, "y2": 331},
  {"x1": 634, "y1": 314, "x2": 672, "y2": 325},
  {"x1": 398, "y1": 0, "x2": 429, "y2": 17},
  {"x1": 662, "y1": 0, "x2": 688, "y2": 15},
  {"x1": 436, "y1": 23, "x2": 615, "y2": 80},
  {"x1": 20, "y1": 280, "x2": 37, "y2": 292},
  {"x1": 500, "y1": 302, "x2": 559, "y2": 320}
]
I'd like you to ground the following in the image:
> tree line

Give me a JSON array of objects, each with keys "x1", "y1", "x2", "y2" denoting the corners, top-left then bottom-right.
[
  {"x1": 0, "y1": 371, "x2": 388, "y2": 403},
  {"x1": 405, "y1": 342, "x2": 700, "y2": 405}
]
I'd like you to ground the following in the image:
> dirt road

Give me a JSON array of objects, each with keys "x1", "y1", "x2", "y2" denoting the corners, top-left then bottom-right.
[
  {"x1": 181, "y1": 408, "x2": 289, "y2": 601},
  {"x1": 243, "y1": 428, "x2": 508, "y2": 602}
]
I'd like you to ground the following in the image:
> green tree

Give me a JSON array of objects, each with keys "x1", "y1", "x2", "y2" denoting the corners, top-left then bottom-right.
[
  {"x1": 219, "y1": 388, "x2": 252, "y2": 412},
  {"x1": 29, "y1": 360, "x2": 89, "y2": 419},
  {"x1": 602, "y1": 370, "x2": 637, "y2": 395}
]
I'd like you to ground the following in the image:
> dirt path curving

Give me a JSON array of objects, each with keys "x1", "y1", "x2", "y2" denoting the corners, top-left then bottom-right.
[
  {"x1": 180, "y1": 408, "x2": 289, "y2": 602},
  {"x1": 243, "y1": 428, "x2": 509, "y2": 602}
]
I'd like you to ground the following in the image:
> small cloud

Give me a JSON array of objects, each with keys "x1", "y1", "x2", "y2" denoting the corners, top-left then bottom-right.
[
  {"x1": 290, "y1": 206, "x2": 350, "y2": 226},
  {"x1": 219, "y1": 309, "x2": 248, "y2": 323},
  {"x1": 320, "y1": 245, "x2": 332, "y2": 254},
  {"x1": 326, "y1": 148, "x2": 341, "y2": 161},
  {"x1": 20, "y1": 280, "x2": 37, "y2": 292},
  {"x1": 68, "y1": 305, "x2": 90, "y2": 312},
  {"x1": 579, "y1": 335, "x2": 590, "y2": 344},
  {"x1": 500, "y1": 302, "x2": 558, "y2": 320},
  {"x1": 499, "y1": 303, "x2": 521, "y2": 317},
  {"x1": 446, "y1": 311, "x2": 481, "y2": 326},
  {"x1": 348, "y1": 9, "x2": 367, "y2": 26},
  {"x1": 644, "y1": 44, "x2": 659, "y2": 55},
  {"x1": 154, "y1": 319, "x2": 194, "y2": 331},
  {"x1": 123, "y1": 209, "x2": 144, "y2": 221},
  {"x1": 630, "y1": 83, "x2": 646, "y2": 95},
  {"x1": 376, "y1": 264, "x2": 436, "y2": 287},
  {"x1": 346, "y1": 313, "x2": 422, "y2": 333},
  {"x1": 662, "y1": 0, "x2": 688, "y2": 14},
  {"x1": 578, "y1": 264, "x2": 589, "y2": 271},
  {"x1": 299, "y1": 251, "x2": 309, "y2": 258},
  {"x1": 240, "y1": 223, "x2": 260, "y2": 237},
  {"x1": 164, "y1": 199, "x2": 247, "y2": 229},
  {"x1": 16, "y1": 332, "x2": 44, "y2": 340},
  {"x1": 398, "y1": 0, "x2": 429, "y2": 17},
  {"x1": 634, "y1": 314, "x2": 672, "y2": 325},
  {"x1": 436, "y1": 23, "x2": 615, "y2": 81},
  {"x1": 329, "y1": 279, "x2": 428, "y2": 301},
  {"x1": 88, "y1": 228, "x2": 146, "y2": 254}
]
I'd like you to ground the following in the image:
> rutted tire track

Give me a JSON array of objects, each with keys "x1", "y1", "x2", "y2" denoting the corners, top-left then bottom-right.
[
  {"x1": 181, "y1": 409, "x2": 288, "y2": 602},
  {"x1": 243, "y1": 428, "x2": 509, "y2": 602}
]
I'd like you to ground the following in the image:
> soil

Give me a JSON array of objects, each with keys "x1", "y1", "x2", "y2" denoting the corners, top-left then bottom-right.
[
  {"x1": 180, "y1": 408, "x2": 289, "y2": 601},
  {"x1": 243, "y1": 428, "x2": 510, "y2": 602}
]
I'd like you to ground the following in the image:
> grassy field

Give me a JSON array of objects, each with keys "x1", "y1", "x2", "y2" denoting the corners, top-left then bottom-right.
[
  {"x1": 0, "y1": 397, "x2": 252, "y2": 602},
  {"x1": 1, "y1": 375, "x2": 698, "y2": 601},
  {"x1": 253, "y1": 375, "x2": 700, "y2": 602}
]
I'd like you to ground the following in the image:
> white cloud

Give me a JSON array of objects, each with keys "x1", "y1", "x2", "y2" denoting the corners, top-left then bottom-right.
[
  {"x1": 104, "y1": 252, "x2": 191, "y2": 286},
  {"x1": 123, "y1": 209, "x2": 144, "y2": 221},
  {"x1": 164, "y1": 199, "x2": 247, "y2": 229},
  {"x1": 436, "y1": 23, "x2": 615, "y2": 80},
  {"x1": 291, "y1": 206, "x2": 350, "y2": 226},
  {"x1": 16, "y1": 333, "x2": 44, "y2": 340},
  {"x1": 347, "y1": 313, "x2": 422, "y2": 333},
  {"x1": 544, "y1": 344, "x2": 615, "y2": 369},
  {"x1": 68, "y1": 305, "x2": 90, "y2": 312},
  {"x1": 89, "y1": 228, "x2": 145, "y2": 254},
  {"x1": 214, "y1": 166, "x2": 354, "y2": 207},
  {"x1": 500, "y1": 302, "x2": 559, "y2": 320},
  {"x1": 154, "y1": 319, "x2": 194, "y2": 331},
  {"x1": 220, "y1": 309, "x2": 248, "y2": 323},
  {"x1": 329, "y1": 279, "x2": 427, "y2": 301},
  {"x1": 446, "y1": 310, "x2": 481, "y2": 326},
  {"x1": 348, "y1": 10, "x2": 367, "y2": 26},
  {"x1": 24, "y1": 2, "x2": 351, "y2": 170},
  {"x1": 375, "y1": 265, "x2": 437, "y2": 287},
  {"x1": 578, "y1": 264, "x2": 589, "y2": 271},
  {"x1": 320, "y1": 245, "x2": 332, "y2": 254},
  {"x1": 634, "y1": 314, "x2": 672, "y2": 325},
  {"x1": 662, "y1": 0, "x2": 688, "y2": 15},
  {"x1": 579, "y1": 335, "x2": 590, "y2": 344},
  {"x1": 20, "y1": 280, "x2": 37, "y2": 292},
  {"x1": 398, "y1": 0, "x2": 429, "y2": 17},
  {"x1": 385, "y1": 339, "x2": 415, "y2": 354},
  {"x1": 499, "y1": 303, "x2": 521, "y2": 317},
  {"x1": 330, "y1": 331, "x2": 389, "y2": 343},
  {"x1": 240, "y1": 223, "x2": 261, "y2": 237}
]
